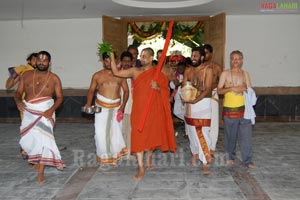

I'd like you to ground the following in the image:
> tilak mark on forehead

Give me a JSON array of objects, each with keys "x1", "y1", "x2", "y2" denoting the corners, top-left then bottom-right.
[{"x1": 39, "y1": 54, "x2": 47, "y2": 61}]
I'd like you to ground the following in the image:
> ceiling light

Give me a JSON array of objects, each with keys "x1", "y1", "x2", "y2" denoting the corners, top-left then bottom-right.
[{"x1": 112, "y1": 0, "x2": 214, "y2": 9}]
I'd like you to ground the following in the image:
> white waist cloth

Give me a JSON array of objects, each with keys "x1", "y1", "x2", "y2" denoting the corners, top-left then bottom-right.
[
  {"x1": 184, "y1": 98, "x2": 211, "y2": 119},
  {"x1": 96, "y1": 93, "x2": 120, "y2": 105},
  {"x1": 20, "y1": 97, "x2": 64, "y2": 169},
  {"x1": 94, "y1": 94, "x2": 127, "y2": 164},
  {"x1": 184, "y1": 98, "x2": 211, "y2": 164}
]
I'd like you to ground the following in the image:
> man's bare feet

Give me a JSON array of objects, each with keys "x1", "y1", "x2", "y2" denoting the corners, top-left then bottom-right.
[
  {"x1": 146, "y1": 151, "x2": 154, "y2": 170},
  {"x1": 110, "y1": 163, "x2": 117, "y2": 169},
  {"x1": 226, "y1": 159, "x2": 234, "y2": 167},
  {"x1": 37, "y1": 174, "x2": 45, "y2": 184},
  {"x1": 28, "y1": 163, "x2": 39, "y2": 171},
  {"x1": 205, "y1": 154, "x2": 212, "y2": 164},
  {"x1": 210, "y1": 149, "x2": 215, "y2": 159},
  {"x1": 33, "y1": 163, "x2": 40, "y2": 171},
  {"x1": 146, "y1": 158, "x2": 154, "y2": 170},
  {"x1": 37, "y1": 164, "x2": 45, "y2": 184},
  {"x1": 191, "y1": 154, "x2": 197, "y2": 167},
  {"x1": 247, "y1": 163, "x2": 256, "y2": 169},
  {"x1": 202, "y1": 164, "x2": 211, "y2": 175},
  {"x1": 134, "y1": 166, "x2": 145, "y2": 181},
  {"x1": 146, "y1": 164, "x2": 154, "y2": 170}
]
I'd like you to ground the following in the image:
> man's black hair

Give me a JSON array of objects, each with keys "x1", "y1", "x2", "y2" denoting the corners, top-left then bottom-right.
[
  {"x1": 38, "y1": 51, "x2": 51, "y2": 62},
  {"x1": 192, "y1": 46, "x2": 206, "y2": 57},
  {"x1": 26, "y1": 53, "x2": 38, "y2": 61},
  {"x1": 127, "y1": 45, "x2": 139, "y2": 53},
  {"x1": 102, "y1": 52, "x2": 117, "y2": 60},
  {"x1": 203, "y1": 44, "x2": 213, "y2": 53},
  {"x1": 120, "y1": 51, "x2": 133, "y2": 61}
]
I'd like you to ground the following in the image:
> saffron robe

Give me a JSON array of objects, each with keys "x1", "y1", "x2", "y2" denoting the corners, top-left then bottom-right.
[{"x1": 131, "y1": 67, "x2": 176, "y2": 153}]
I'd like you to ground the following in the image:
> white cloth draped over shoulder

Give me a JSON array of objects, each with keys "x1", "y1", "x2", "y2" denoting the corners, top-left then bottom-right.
[
  {"x1": 244, "y1": 87, "x2": 257, "y2": 124},
  {"x1": 19, "y1": 96, "x2": 65, "y2": 169}
]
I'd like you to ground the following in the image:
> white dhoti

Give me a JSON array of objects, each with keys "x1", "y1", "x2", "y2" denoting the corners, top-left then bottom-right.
[
  {"x1": 95, "y1": 94, "x2": 127, "y2": 165},
  {"x1": 19, "y1": 96, "x2": 64, "y2": 169},
  {"x1": 210, "y1": 88, "x2": 219, "y2": 151},
  {"x1": 173, "y1": 86, "x2": 184, "y2": 120},
  {"x1": 173, "y1": 86, "x2": 188, "y2": 135},
  {"x1": 184, "y1": 98, "x2": 211, "y2": 164},
  {"x1": 122, "y1": 78, "x2": 133, "y2": 159},
  {"x1": 122, "y1": 113, "x2": 131, "y2": 159}
]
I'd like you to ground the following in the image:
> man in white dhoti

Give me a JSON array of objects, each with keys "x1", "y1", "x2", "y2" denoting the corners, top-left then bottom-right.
[
  {"x1": 203, "y1": 44, "x2": 223, "y2": 157},
  {"x1": 14, "y1": 51, "x2": 64, "y2": 184},
  {"x1": 119, "y1": 51, "x2": 134, "y2": 159},
  {"x1": 182, "y1": 46, "x2": 213, "y2": 175},
  {"x1": 85, "y1": 52, "x2": 129, "y2": 166},
  {"x1": 94, "y1": 94, "x2": 128, "y2": 164},
  {"x1": 170, "y1": 62, "x2": 187, "y2": 137}
]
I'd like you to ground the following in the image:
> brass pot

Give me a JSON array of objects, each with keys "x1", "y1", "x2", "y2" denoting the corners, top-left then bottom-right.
[{"x1": 180, "y1": 82, "x2": 197, "y2": 102}]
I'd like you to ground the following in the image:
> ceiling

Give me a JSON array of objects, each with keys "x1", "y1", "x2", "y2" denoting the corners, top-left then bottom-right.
[{"x1": 0, "y1": 0, "x2": 298, "y2": 21}]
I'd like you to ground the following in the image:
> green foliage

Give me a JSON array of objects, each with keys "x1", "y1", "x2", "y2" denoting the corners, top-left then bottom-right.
[
  {"x1": 129, "y1": 21, "x2": 204, "y2": 48},
  {"x1": 97, "y1": 40, "x2": 113, "y2": 57},
  {"x1": 162, "y1": 22, "x2": 204, "y2": 48}
]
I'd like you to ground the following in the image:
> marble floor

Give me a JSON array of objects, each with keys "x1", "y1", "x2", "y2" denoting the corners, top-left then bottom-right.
[{"x1": 0, "y1": 121, "x2": 299, "y2": 200}]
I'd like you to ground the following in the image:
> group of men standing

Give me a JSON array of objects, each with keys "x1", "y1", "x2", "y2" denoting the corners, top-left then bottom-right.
[
  {"x1": 10, "y1": 43, "x2": 256, "y2": 184},
  {"x1": 181, "y1": 45, "x2": 256, "y2": 175},
  {"x1": 85, "y1": 47, "x2": 177, "y2": 180}
]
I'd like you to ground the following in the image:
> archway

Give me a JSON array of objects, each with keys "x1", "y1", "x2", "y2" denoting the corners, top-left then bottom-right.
[{"x1": 102, "y1": 13, "x2": 225, "y2": 67}]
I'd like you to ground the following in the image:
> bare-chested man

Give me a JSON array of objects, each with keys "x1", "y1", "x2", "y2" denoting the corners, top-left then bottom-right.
[
  {"x1": 110, "y1": 47, "x2": 176, "y2": 180},
  {"x1": 84, "y1": 52, "x2": 129, "y2": 166},
  {"x1": 203, "y1": 44, "x2": 223, "y2": 157},
  {"x1": 14, "y1": 51, "x2": 65, "y2": 184},
  {"x1": 182, "y1": 46, "x2": 213, "y2": 175},
  {"x1": 217, "y1": 50, "x2": 255, "y2": 169}
]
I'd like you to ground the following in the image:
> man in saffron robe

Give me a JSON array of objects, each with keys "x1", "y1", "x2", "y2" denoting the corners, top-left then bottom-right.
[
  {"x1": 182, "y1": 46, "x2": 213, "y2": 175},
  {"x1": 14, "y1": 51, "x2": 64, "y2": 184},
  {"x1": 110, "y1": 47, "x2": 176, "y2": 180}
]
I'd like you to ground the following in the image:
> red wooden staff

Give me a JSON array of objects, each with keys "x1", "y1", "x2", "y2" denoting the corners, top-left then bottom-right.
[{"x1": 138, "y1": 20, "x2": 174, "y2": 132}]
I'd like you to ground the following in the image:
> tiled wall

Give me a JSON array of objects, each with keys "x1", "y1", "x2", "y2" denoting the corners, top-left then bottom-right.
[{"x1": 1, "y1": 88, "x2": 299, "y2": 122}]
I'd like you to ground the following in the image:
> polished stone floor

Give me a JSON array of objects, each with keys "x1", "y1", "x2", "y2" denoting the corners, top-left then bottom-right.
[{"x1": 0, "y1": 121, "x2": 299, "y2": 200}]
